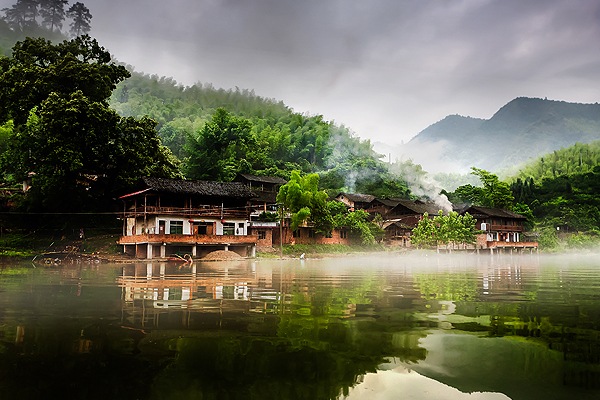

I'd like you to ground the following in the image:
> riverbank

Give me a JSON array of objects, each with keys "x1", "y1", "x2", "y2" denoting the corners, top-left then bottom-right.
[{"x1": 1, "y1": 233, "x2": 401, "y2": 264}]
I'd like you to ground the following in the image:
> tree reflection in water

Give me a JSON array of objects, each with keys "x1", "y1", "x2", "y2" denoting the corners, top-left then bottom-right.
[{"x1": 1, "y1": 255, "x2": 600, "y2": 400}]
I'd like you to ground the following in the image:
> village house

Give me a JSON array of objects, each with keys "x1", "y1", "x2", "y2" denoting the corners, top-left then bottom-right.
[
  {"x1": 378, "y1": 199, "x2": 447, "y2": 246},
  {"x1": 234, "y1": 174, "x2": 287, "y2": 250},
  {"x1": 460, "y1": 206, "x2": 538, "y2": 252},
  {"x1": 118, "y1": 177, "x2": 258, "y2": 259},
  {"x1": 334, "y1": 192, "x2": 375, "y2": 211}
]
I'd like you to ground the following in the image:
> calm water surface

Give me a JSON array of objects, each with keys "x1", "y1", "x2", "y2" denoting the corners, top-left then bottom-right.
[{"x1": 1, "y1": 254, "x2": 600, "y2": 400}]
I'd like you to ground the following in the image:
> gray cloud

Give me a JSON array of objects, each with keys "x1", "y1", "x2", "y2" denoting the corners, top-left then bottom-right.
[{"x1": 3, "y1": 0, "x2": 599, "y2": 165}]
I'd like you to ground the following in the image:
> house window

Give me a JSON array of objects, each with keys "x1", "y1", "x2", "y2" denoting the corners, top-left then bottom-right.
[
  {"x1": 170, "y1": 221, "x2": 183, "y2": 234},
  {"x1": 258, "y1": 230, "x2": 266, "y2": 240},
  {"x1": 340, "y1": 230, "x2": 347, "y2": 239},
  {"x1": 223, "y1": 223, "x2": 235, "y2": 235},
  {"x1": 292, "y1": 230, "x2": 299, "y2": 238},
  {"x1": 308, "y1": 230, "x2": 315, "y2": 238},
  {"x1": 237, "y1": 223, "x2": 245, "y2": 234}
]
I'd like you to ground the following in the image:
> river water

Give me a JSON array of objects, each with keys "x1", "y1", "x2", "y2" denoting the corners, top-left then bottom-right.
[{"x1": 1, "y1": 253, "x2": 599, "y2": 400}]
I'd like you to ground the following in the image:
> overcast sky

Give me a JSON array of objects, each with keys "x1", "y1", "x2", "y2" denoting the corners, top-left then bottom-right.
[{"x1": 4, "y1": 0, "x2": 600, "y2": 146}]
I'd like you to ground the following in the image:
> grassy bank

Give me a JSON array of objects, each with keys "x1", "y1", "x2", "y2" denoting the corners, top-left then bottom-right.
[{"x1": 258, "y1": 243, "x2": 390, "y2": 258}]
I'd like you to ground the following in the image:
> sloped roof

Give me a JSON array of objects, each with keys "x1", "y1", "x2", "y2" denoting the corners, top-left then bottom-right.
[
  {"x1": 373, "y1": 198, "x2": 403, "y2": 207},
  {"x1": 462, "y1": 206, "x2": 526, "y2": 219},
  {"x1": 336, "y1": 192, "x2": 376, "y2": 203},
  {"x1": 392, "y1": 199, "x2": 446, "y2": 215},
  {"x1": 383, "y1": 220, "x2": 414, "y2": 230},
  {"x1": 132, "y1": 177, "x2": 256, "y2": 199},
  {"x1": 250, "y1": 190, "x2": 278, "y2": 203},
  {"x1": 237, "y1": 173, "x2": 287, "y2": 185}
]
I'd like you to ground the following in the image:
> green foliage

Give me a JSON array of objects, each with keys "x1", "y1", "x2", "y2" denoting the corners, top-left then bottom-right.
[
  {"x1": 509, "y1": 161, "x2": 600, "y2": 234},
  {"x1": 109, "y1": 71, "x2": 413, "y2": 198},
  {"x1": 257, "y1": 211, "x2": 279, "y2": 222},
  {"x1": 411, "y1": 211, "x2": 479, "y2": 248},
  {"x1": 537, "y1": 227, "x2": 559, "y2": 251},
  {"x1": 185, "y1": 108, "x2": 262, "y2": 181},
  {"x1": 451, "y1": 167, "x2": 514, "y2": 210},
  {"x1": 509, "y1": 141, "x2": 600, "y2": 183},
  {"x1": 0, "y1": 36, "x2": 180, "y2": 215},
  {"x1": 512, "y1": 203, "x2": 535, "y2": 231},
  {"x1": 277, "y1": 171, "x2": 333, "y2": 235},
  {"x1": 565, "y1": 232, "x2": 600, "y2": 250}
]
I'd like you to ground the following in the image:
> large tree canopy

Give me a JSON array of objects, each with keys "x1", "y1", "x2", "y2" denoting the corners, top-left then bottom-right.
[
  {"x1": 185, "y1": 107, "x2": 265, "y2": 181},
  {"x1": 0, "y1": 36, "x2": 179, "y2": 212},
  {"x1": 451, "y1": 167, "x2": 514, "y2": 210}
]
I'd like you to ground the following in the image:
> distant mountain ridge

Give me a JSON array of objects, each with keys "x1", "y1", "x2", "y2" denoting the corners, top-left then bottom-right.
[{"x1": 406, "y1": 97, "x2": 600, "y2": 172}]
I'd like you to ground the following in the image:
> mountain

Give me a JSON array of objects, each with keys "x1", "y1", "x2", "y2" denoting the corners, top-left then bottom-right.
[{"x1": 401, "y1": 97, "x2": 600, "y2": 173}]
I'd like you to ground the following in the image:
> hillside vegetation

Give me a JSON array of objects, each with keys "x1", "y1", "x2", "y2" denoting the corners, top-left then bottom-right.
[
  {"x1": 108, "y1": 71, "x2": 412, "y2": 198},
  {"x1": 409, "y1": 97, "x2": 600, "y2": 172}
]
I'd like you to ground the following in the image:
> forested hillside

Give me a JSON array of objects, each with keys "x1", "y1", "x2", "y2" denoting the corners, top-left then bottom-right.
[
  {"x1": 408, "y1": 97, "x2": 600, "y2": 172},
  {"x1": 505, "y1": 141, "x2": 600, "y2": 182},
  {"x1": 108, "y1": 71, "x2": 413, "y2": 198}
]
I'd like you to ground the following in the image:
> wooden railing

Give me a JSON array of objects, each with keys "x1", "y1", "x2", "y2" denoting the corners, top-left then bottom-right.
[
  {"x1": 123, "y1": 206, "x2": 249, "y2": 219},
  {"x1": 118, "y1": 233, "x2": 257, "y2": 245},
  {"x1": 490, "y1": 224, "x2": 524, "y2": 232}
]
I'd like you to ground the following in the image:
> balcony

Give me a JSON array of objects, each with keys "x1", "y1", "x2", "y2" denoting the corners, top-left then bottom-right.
[
  {"x1": 118, "y1": 233, "x2": 257, "y2": 245},
  {"x1": 490, "y1": 224, "x2": 524, "y2": 232},
  {"x1": 487, "y1": 241, "x2": 538, "y2": 248},
  {"x1": 123, "y1": 206, "x2": 249, "y2": 219}
]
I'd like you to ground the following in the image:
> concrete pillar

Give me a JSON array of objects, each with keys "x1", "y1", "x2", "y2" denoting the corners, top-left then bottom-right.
[
  {"x1": 192, "y1": 245, "x2": 197, "y2": 257},
  {"x1": 490, "y1": 247, "x2": 493, "y2": 256},
  {"x1": 224, "y1": 245, "x2": 229, "y2": 251},
  {"x1": 147, "y1": 243, "x2": 153, "y2": 259},
  {"x1": 250, "y1": 245, "x2": 256, "y2": 258},
  {"x1": 160, "y1": 244, "x2": 166, "y2": 258}
]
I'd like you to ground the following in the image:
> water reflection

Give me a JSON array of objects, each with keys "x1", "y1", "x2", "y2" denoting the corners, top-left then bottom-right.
[{"x1": 1, "y1": 255, "x2": 600, "y2": 399}]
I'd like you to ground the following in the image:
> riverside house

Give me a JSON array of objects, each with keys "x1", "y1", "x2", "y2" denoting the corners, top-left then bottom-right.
[
  {"x1": 118, "y1": 177, "x2": 258, "y2": 259},
  {"x1": 460, "y1": 206, "x2": 538, "y2": 252}
]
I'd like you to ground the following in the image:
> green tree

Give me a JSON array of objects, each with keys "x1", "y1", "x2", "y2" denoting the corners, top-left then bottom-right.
[
  {"x1": 452, "y1": 167, "x2": 514, "y2": 209},
  {"x1": 411, "y1": 211, "x2": 479, "y2": 249},
  {"x1": 411, "y1": 213, "x2": 437, "y2": 248},
  {"x1": 470, "y1": 167, "x2": 514, "y2": 209},
  {"x1": 66, "y1": 1, "x2": 91, "y2": 36},
  {"x1": 277, "y1": 171, "x2": 334, "y2": 235},
  {"x1": 40, "y1": 0, "x2": 68, "y2": 32},
  {"x1": 0, "y1": 36, "x2": 180, "y2": 212},
  {"x1": 185, "y1": 107, "x2": 263, "y2": 181}
]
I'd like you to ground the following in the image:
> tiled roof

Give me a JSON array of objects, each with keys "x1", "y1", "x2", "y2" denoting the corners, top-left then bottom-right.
[
  {"x1": 237, "y1": 173, "x2": 287, "y2": 185},
  {"x1": 336, "y1": 192, "x2": 376, "y2": 203},
  {"x1": 138, "y1": 177, "x2": 256, "y2": 199},
  {"x1": 393, "y1": 199, "x2": 446, "y2": 215},
  {"x1": 462, "y1": 206, "x2": 526, "y2": 219}
]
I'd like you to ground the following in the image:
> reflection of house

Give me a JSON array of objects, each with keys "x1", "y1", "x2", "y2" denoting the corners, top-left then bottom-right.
[
  {"x1": 118, "y1": 177, "x2": 258, "y2": 259},
  {"x1": 461, "y1": 206, "x2": 538, "y2": 251}
]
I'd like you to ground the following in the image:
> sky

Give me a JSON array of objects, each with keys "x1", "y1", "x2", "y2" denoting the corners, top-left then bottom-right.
[{"x1": 3, "y1": 0, "x2": 600, "y2": 147}]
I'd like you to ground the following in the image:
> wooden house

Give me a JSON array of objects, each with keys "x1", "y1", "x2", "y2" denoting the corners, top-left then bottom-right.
[
  {"x1": 235, "y1": 174, "x2": 287, "y2": 250},
  {"x1": 460, "y1": 206, "x2": 538, "y2": 251},
  {"x1": 335, "y1": 193, "x2": 376, "y2": 211},
  {"x1": 118, "y1": 177, "x2": 258, "y2": 259},
  {"x1": 377, "y1": 199, "x2": 447, "y2": 247}
]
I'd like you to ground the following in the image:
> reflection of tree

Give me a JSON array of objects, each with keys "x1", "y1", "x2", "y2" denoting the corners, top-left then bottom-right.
[{"x1": 413, "y1": 272, "x2": 480, "y2": 302}]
